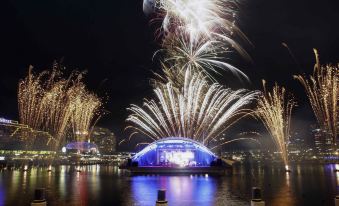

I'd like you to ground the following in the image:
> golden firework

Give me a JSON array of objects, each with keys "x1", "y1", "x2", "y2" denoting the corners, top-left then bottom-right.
[
  {"x1": 294, "y1": 49, "x2": 338, "y2": 145},
  {"x1": 18, "y1": 66, "x2": 45, "y2": 130},
  {"x1": 69, "y1": 82, "x2": 102, "y2": 142},
  {"x1": 18, "y1": 63, "x2": 102, "y2": 150},
  {"x1": 255, "y1": 81, "x2": 296, "y2": 166}
]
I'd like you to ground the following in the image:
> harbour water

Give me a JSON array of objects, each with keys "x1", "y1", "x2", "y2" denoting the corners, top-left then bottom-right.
[{"x1": 0, "y1": 164, "x2": 338, "y2": 206}]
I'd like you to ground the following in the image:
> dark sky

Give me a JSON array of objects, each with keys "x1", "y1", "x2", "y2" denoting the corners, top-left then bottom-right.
[{"x1": 1, "y1": 0, "x2": 339, "y2": 147}]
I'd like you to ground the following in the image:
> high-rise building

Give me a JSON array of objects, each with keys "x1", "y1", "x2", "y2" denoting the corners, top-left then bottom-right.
[
  {"x1": 288, "y1": 132, "x2": 306, "y2": 152},
  {"x1": 90, "y1": 127, "x2": 116, "y2": 154},
  {"x1": 311, "y1": 127, "x2": 333, "y2": 155}
]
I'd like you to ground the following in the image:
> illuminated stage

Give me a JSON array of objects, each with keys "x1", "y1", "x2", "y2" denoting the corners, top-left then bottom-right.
[{"x1": 121, "y1": 137, "x2": 232, "y2": 175}]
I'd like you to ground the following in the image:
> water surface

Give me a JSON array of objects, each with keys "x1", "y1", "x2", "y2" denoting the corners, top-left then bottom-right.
[{"x1": 0, "y1": 164, "x2": 337, "y2": 206}]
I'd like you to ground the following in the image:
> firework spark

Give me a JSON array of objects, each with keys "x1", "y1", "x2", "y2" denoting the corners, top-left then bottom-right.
[
  {"x1": 125, "y1": 0, "x2": 256, "y2": 149},
  {"x1": 156, "y1": 33, "x2": 249, "y2": 86},
  {"x1": 149, "y1": 0, "x2": 250, "y2": 84},
  {"x1": 294, "y1": 49, "x2": 338, "y2": 145},
  {"x1": 208, "y1": 131, "x2": 262, "y2": 150},
  {"x1": 40, "y1": 77, "x2": 74, "y2": 147},
  {"x1": 210, "y1": 138, "x2": 261, "y2": 150},
  {"x1": 18, "y1": 63, "x2": 102, "y2": 149},
  {"x1": 255, "y1": 81, "x2": 296, "y2": 167},
  {"x1": 153, "y1": 0, "x2": 242, "y2": 41},
  {"x1": 18, "y1": 66, "x2": 45, "y2": 130},
  {"x1": 69, "y1": 83, "x2": 102, "y2": 142},
  {"x1": 127, "y1": 70, "x2": 258, "y2": 145}
]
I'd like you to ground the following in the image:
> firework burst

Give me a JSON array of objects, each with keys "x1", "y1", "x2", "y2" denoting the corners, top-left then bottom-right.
[
  {"x1": 153, "y1": 0, "x2": 242, "y2": 40},
  {"x1": 255, "y1": 81, "x2": 296, "y2": 167},
  {"x1": 18, "y1": 66, "x2": 46, "y2": 130},
  {"x1": 69, "y1": 83, "x2": 102, "y2": 142},
  {"x1": 18, "y1": 63, "x2": 103, "y2": 149},
  {"x1": 156, "y1": 33, "x2": 249, "y2": 86},
  {"x1": 127, "y1": 70, "x2": 258, "y2": 145},
  {"x1": 149, "y1": 0, "x2": 250, "y2": 84},
  {"x1": 40, "y1": 77, "x2": 74, "y2": 146},
  {"x1": 126, "y1": 0, "x2": 256, "y2": 149},
  {"x1": 294, "y1": 49, "x2": 338, "y2": 145}
]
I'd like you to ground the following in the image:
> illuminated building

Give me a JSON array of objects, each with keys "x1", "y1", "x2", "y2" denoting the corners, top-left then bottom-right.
[
  {"x1": 90, "y1": 127, "x2": 116, "y2": 154},
  {"x1": 131, "y1": 137, "x2": 217, "y2": 167},
  {"x1": 0, "y1": 117, "x2": 54, "y2": 151},
  {"x1": 65, "y1": 141, "x2": 98, "y2": 154},
  {"x1": 120, "y1": 137, "x2": 233, "y2": 174},
  {"x1": 312, "y1": 128, "x2": 333, "y2": 155}
]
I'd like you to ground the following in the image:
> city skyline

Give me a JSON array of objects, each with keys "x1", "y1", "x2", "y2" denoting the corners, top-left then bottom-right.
[
  {"x1": 0, "y1": 1, "x2": 337, "y2": 205},
  {"x1": 0, "y1": 0, "x2": 338, "y2": 146}
]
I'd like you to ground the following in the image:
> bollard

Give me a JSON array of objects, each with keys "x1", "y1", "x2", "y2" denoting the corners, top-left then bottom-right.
[
  {"x1": 335, "y1": 195, "x2": 339, "y2": 206},
  {"x1": 156, "y1": 189, "x2": 168, "y2": 206},
  {"x1": 285, "y1": 165, "x2": 291, "y2": 173},
  {"x1": 76, "y1": 166, "x2": 82, "y2": 173},
  {"x1": 251, "y1": 187, "x2": 265, "y2": 206},
  {"x1": 47, "y1": 165, "x2": 52, "y2": 172},
  {"x1": 31, "y1": 188, "x2": 47, "y2": 206}
]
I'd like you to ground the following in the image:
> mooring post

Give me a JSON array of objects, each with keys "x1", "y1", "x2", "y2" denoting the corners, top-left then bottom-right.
[
  {"x1": 31, "y1": 188, "x2": 47, "y2": 206},
  {"x1": 156, "y1": 189, "x2": 168, "y2": 206},
  {"x1": 334, "y1": 195, "x2": 339, "y2": 206},
  {"x1": 251, "y1": 187, "x2": 265, "y2": 206}
]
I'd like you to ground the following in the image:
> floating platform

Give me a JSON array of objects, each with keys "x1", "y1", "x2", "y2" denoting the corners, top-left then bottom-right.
[
  {"x1": 120, "y1": 137, "x2": 234, "y2": 175},
  {"x1": 120, "y1": 166, "x2": 232, "y2": 175}
]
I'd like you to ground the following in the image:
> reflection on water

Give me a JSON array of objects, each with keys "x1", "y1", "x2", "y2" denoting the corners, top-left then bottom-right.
[
  {"x1": 129, "y1": 175, "x2": 228, "y2": 206},
  {"x1": 0, "y1": 164, "x2": 337, "y2": 206},
  {"x1": 0, "y1": 184, "x2": 4, "y2": 205},
  {"x1": 336, "y1": 164, "x2": 339, "y2": 187}
]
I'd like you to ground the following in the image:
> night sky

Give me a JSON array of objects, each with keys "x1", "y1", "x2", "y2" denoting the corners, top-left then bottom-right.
[{"x1": 1, "y1": 0, "x2": 339, "y2": 148}]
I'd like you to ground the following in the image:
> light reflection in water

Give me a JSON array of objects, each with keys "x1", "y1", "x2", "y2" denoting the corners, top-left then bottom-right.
[
  {"x1": 29, "y1": 167, "x2": 37, "y2": 192},
  {"x1": 325, "y1": 164, "x2": 338, "y2": 191},
  {"x1": 89, "y1": 165, "x2": 101, "y2": 200},
  {"x1": 71, "y1": 166, "x2": 89, "y2": 205},
  {"x1": 59, "y1": 165, "x2": 66, "y2": 198},
  {"x1": 0, "y1": 164, "x2": 337, "y2": 205},
  {"x1": 47, "y1": 167, "x2": 52, "y2": 187},
  {"x1": 0, "y1": 179, "x2": 4, "y2": 205},
  {"x1": 22, "y1": 169, "x2": 27, "y2": 190},
  {"x1": 285, "y1": 171, "x2": 290, "y2": 187},
  {"x1": 296, "y1": 165, "x2": 301, "y2": 175},
  {"x1": 130, "y1": 175, "x2": 219, "y2": 206},
  {"x1": 10, "y1": 170, "x2": 19, "y2": 200},
  {"x1": 336, "y1": 164, "x2": 339, "y2": 186}
]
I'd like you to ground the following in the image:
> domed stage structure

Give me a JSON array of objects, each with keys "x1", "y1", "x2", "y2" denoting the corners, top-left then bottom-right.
[{"x1": 120, "y1": 137, "x2": 232, "y2": 175}]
